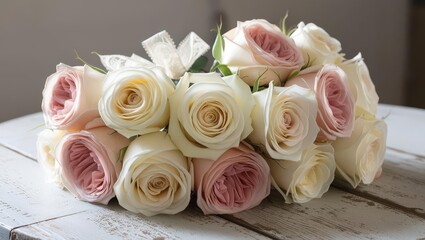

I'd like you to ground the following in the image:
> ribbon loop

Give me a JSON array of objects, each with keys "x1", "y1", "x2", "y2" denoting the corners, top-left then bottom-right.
[
  {"x1": 142, "y1": 31, "x2": 210, "y2": 79},
  {"x1": 99, "y1": 54, "x2": 154, "y2": 71}
]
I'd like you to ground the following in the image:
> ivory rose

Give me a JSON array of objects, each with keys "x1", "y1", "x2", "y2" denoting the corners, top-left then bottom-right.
[
  {"x1": 285, "y1": 64, "x2": 355, "y2": 141},
  {"x1": 57, "y1": 127, "x2": 129, "y2": 204},
  {"x1": 98, "y1": 67, "x2": 174, "y2": 138},
  {"x1": 168, "y1": 72, "x2": 254, "y2": 160},
  {"x1": 338, "y1": 53, "x2": 379, "y2": 117},
  {"x1": 268, "y1": 143, "x2": 336, "y2": 203},
  {"x1": 114, "y1": 131, "x2": 191, "y2": 217},
  {"x1": 217, "y1": 19, "x2": 304, "y2": 86},
  {"x1": 36, "y1": 129, "x2": 67, "y2": 188},
  {"x1": 42, "y1": 64, "x2": 105, "y2": 131},
  {"x1": 249, "y1": 83, "x2": 319, "y2": 160},
  {"x1": 332, "y1": 117, "x2": 387, "y2": 188},
  {"x1": 193, "y1": 142, "x2": 271, "y2": 214},
  {"x1": 291, "y1": 22, "x2": 342, "y2": 65}
]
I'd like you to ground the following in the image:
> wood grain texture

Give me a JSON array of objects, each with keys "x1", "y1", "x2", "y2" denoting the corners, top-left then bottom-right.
[
  {"x1": 225, "y1": 190, "x2": 425, "y2": 239},
  {"x1": 11, "y1": 201, "x2": 270, "y2": 240},
  {"x1": 334, "y1": 149, "x2": 425, "y2": 219}
]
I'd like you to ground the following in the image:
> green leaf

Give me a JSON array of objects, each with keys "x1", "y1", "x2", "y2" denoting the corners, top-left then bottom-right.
[
  {"x1": 287, "y1": 70, "x2": 300, "y2": 81},
  {"x1": 189, "y1": 56, "x2": 208, "y2": 73},
  {"x1": 28, "y1": 122, "x2": 46, "y2": 132},
  {"x1": 252, "y1": 68, "x2": 268, "y2": 93},
  {"x1": 74, "y1": 50, "x2": 107, "y2": 74},
  {"x1": 210, "y1": 60, "x2": 220, "y2": 72},
  {"x1": 212, "y1": 18, "x2": 224, "y2": 62},
  {"x1": 301, "y1": 53, "x2": 312, "y2": 70},
  {"x1": 118, "y1": 146, "x2": 128, "y2": 163},
  {"x1": 217, "y1": 64, "x2": 233, "y2": 76},
  {"x1": 252, "y1": 78, "x2": 260, "y2": 93},
  {"x1": 287, "y1": 27, "x2": 297, "y2": 37},
  {"x1": 281, "y1": 11, "x2": 289, "y2": 35}
]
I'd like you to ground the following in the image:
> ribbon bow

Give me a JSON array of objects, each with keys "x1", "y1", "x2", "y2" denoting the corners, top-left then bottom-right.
[{"x1": 142, "y1": 31, "x2": 210, "y2": 79}]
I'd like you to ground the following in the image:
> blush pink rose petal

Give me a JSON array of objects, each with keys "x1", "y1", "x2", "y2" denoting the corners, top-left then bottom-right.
[
  {"x1": 57, "y1": 127, "x2": 129, "y2": 204},
  {"x1": 42, "y1": 64, "x2": 105, "y2": 131},
  {"x1": 285, "y1": 64, "x2": 355, "y2": 141},
  {"x1": 219, "y1": 19, "x2": 304, "y2": 86},
  {"x1": 193, "y1": 142, "x2": 271, "y2": 214}
]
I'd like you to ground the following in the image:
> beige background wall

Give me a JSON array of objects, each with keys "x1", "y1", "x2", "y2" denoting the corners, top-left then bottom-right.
[{"x1": 0, "y1": 0, "x2": 409, "y2": 122}]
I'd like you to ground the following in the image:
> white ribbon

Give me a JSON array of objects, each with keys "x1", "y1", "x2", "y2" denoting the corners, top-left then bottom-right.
[
  {"x1": 98, "y1": 53, "x2": 155, "y2": 71},
  {"x1": 142, "y1": 31, "x2": 210, "y2": 79}
]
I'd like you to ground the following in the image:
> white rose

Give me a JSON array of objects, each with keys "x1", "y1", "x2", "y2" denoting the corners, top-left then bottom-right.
[
  {"x1": 249, "y1": 83, "x2": 319, "y2": 161},
  {"x1": 332, "y1": 117, "x2": 387, "y2": 188},
  {"x1": 338, "y1": 53, "x2": 379, "y2": 117},
  {"x1": 169, "y1": 72, "x2": 254, "y2": 160},
  {"x1": 268, "y1": 143, "x2": 336, "y2": 203},
  {"x1": 36, "y1": 129, "x2": 67, "y2": 188},
  {"x1": 98, "y1": 67, "x2": 175, "y2": 138},
  {"x1": 114, "y1": 131, "x2": 191, "y2": 217},
  {"x1": 291, "y1": 22, "x2": 342, "y2": 66}
]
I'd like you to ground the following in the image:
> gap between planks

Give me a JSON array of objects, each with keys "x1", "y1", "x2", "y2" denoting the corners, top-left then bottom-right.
[
  {"x1": 332, "y1": 182, "x2": 425, "y2": 220},
  {"x1": 387, "y1": 146, "x2": 425, "y2": 163},
  {"x1": 9, "y1": 210, "x2": 88, "y2": 240},
  {"x1": 0, "y1": 143, "x2": 37, "y2": 163}
]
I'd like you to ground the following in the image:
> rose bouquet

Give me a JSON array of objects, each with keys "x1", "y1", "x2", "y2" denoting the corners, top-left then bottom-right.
[{"x1": 37, "y1": 15, "x2": 387, "y2": 216}]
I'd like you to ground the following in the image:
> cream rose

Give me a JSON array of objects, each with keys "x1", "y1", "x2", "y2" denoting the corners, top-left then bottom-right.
[
  {"x1": 291, "y1": 22, "x2": 342, "y2": 66},
  {"x1": 114, "y1": 131, "x2": 191, "y2": 217},
  {"x1": 193, "y1": 141, "x2": 270, "y2": 214},
  {"x1": 168, "y1": 72, "x2": 254, "y2": 160},
  {"x1": 218, "y1": 19, "x2": 304, "y2": 86},
  {"x1": 57, "y1": 127, "x2": 129, "y2": 204},
  {"x1": 98, "y1": 67, "x2": 174, "y2": 138},
  {"x1": 268, "y1": 143, "x2": 336, "y2": 203},
  {"x1": 285, "y1": 64, "x2": 355, "y2": 141},
  {"x1": 332, "y1": 117, "x2": 387, "y2": 188},
  {"x1": 36, "y1": 129, "x2": 67, "y2": 188},
  {"x1": 249, "y1": 83, "x2": 319, "y2": 160},
  {"x1": 338, "y1": 53, "x2": 379, "y2": 117},
  {"x1": 42, "y1": 64, "x2": 105, "y2": 131}
]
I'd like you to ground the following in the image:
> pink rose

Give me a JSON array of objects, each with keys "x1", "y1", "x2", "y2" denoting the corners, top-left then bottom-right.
[
  {"x1": 42, "y1": 64, "x2": 105, "y2": 131},
  {"x1": 56, "y1": 127, "x2": 129, "y2": 204},
  {"x1": 218, "y1": 19, "x2": 304, "y2": 86},
  {"x1": 193, "y1": 142, "x2": 270, "y2": 214},
  {"x1": 285, "y1": 64, "x2": 355, "y2": 141}
]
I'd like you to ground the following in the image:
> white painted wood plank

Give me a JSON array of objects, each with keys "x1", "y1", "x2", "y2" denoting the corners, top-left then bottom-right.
[
  {"x1": 11, "y1": 201, "x2": 269, "y2": 240},
  {"x1": 226, "y1": 189, "x2": 425, "y2": 240},
  {"x1": 377, "y1": 104, "x2": 425, "y2": 157},
  {"x1": 0, "y1": 112, "x2": 42, "y2": 159},
  {"x1": 334, "y1": 149, "x2": 425, "y2": 218},
  {"x1": 0, "y1": 146, "x2": 95, "y2": 240}
]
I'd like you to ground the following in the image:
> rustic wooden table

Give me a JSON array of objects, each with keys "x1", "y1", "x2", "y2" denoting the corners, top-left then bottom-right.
[{"x1": 0, "y1": 104, "x2": 424, "y2": 240}]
